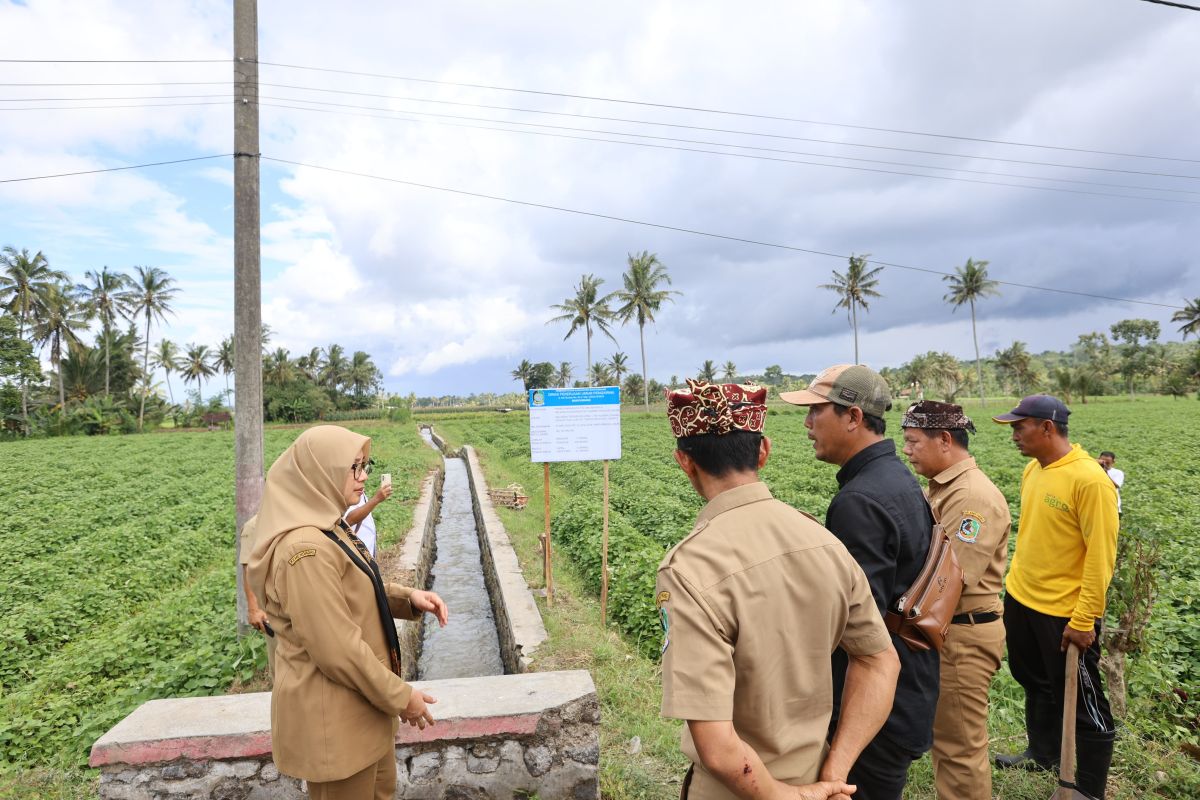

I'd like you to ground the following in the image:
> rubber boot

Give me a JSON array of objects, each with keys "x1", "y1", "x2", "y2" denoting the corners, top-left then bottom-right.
[
  {"x1": 995, "y1": 694, "x2": 1060, "y2": 772},
  {"x1": 1073, "y1": 729, "x2": 1115, "y2": 800}
]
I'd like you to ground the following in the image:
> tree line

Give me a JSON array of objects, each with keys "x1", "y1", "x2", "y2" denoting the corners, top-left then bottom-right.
[
  {"x1": 0, "y1": 246, "x2": 388, "y2": 437},
  {"x1": 512, "y1": 251, "x2": 1200, "y2": 408}
]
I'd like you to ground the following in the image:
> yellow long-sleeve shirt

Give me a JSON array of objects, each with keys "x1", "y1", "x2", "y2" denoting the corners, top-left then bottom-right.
[{"x1": 1006, "y1": 444, "x2": 1119, "y2": 632}]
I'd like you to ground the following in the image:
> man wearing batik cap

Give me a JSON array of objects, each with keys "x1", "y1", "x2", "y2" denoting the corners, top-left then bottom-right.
[
  {"x1": 900, "y1": 401, "x2": 1010, "y2": 800},
  {"x1": 658, "y1": 380, "x2": 900, "y2": 800},
  {"x1": 780, "y1": 364, "x2": 938, "y2": 800},
  {"x1": 993, "y1": 395, "x2": 1118, "y2": 800}
]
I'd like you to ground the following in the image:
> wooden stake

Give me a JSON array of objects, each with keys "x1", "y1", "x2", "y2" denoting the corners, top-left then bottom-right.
[
  {"x1": 601, "y1": 459, "x2": 610, "y2": 626},
  {"x1": 543, "y1": 462, "x2": 554, "y2": 605}
]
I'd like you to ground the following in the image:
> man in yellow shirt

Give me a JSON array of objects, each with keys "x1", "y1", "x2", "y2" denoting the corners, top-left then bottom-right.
[{"x1": 993, "y1": 395, "x2": 1118, "y2": 800}]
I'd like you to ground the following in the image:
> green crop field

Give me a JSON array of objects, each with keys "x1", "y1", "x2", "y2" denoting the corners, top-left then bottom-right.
[
  {"x1": 0, "y1": 423, "x2": 440, "y2": 790},
  {"x1": 1, "y1": 399, "x2": 1198, "y2": 799},
  {"x1": 429, "y1": 396, "x2": 1200, "y2": 799}
]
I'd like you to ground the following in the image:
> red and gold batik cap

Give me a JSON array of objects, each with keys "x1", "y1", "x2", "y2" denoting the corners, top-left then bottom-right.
[{"x1": 667, "y1": 379, "x2": 768, "y2": 438}]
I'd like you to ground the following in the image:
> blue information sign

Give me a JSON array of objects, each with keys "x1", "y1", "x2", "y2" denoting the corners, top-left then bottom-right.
[{"x1": 529, "y1": 387, "x2": 622, "y2": 462}]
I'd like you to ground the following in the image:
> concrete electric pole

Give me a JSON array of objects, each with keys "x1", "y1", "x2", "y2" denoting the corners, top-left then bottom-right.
[{"x1": 233, "y1": 0, "x2": 264, "y2": 634}]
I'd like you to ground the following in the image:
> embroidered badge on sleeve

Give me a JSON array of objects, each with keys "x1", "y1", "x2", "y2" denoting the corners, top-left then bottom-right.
[
  {"x1": 288, "y1": 548, "x2": 317, "y2": 565},
  {"x1": 956, "y1": 512, "x2": 984, "y2": 544}
]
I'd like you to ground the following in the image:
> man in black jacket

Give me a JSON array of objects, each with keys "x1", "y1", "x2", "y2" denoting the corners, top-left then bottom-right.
[{"x1": 782, "y1": 364, "x2": 939, "y2": 800}]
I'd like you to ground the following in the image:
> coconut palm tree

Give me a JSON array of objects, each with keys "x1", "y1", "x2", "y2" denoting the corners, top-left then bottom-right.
[
  {"x1": 347, "y1": 351, "x2": 380, "y2": 406},
  {"x1": 555, "y1": 361, "x2": 573, "y2": 387},
  {"x1": 263, "y1": 348, "x2": 294, "y2": 387},
  {"x1": 820, "y1": 253, "x2": 884, "y2": 364},
  {"x1": 944, "y1": 258, "x2": 1001, "y2": 407},
  {"x1": 590, "y1": 362, "x2": 614, "y2": 386},
  {"x1": 119, "y1": 266, "x2": 178, "y2": 431},
  {"x1": 995, "y1": 341, "x2": 1034, "y2": 396},
  {"x1": 321, "y1": 344, "x2": 348, "y2": 399},
  {"x1": 33, "y1": 284, "x2": 90, "y2": 408},
  {"x1": 512, "y1": 359, "x2": 536, "y2": 404},
  {"x1": 614, "y1": 252, "x2": 678, "y2": 410},
  {"x1": 722, "y1": 361, "x2": 737, "y2": 381},
  {"x1": 76, "y1": 266, "x2": 130, "y2": 397},
  {"x1": 152, "y1": 339, "x2": 182, "y2": 404},
  {"x1": 298, "y1": 346, "x2": 324, "y2": 382},
  {"x1": 548, "y1": 274, "x2": 619, "y2": 386},
  {"x1": 182, "y1": 343, "x2": 216, "y2": 406},
  {"x1": 698, "y1": 360, "x2": 717, "y2": 382},
  {"x1": 1173, "y1": 297, "x2": 1200, "y2": 340},
  {"x1": 607, "y1": 352, "x2": 629, "y2": 386},
  {"x1": 1, "y1": 247, "x2": 68, "y2": 429},
  {"x1": 215, "y1": 335, "x2": 234, "y2": 398}
]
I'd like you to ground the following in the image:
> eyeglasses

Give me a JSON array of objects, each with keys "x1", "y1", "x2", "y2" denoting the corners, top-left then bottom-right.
[{"x1": 350, "y1": 458, "x2": 375, "y2": 478}]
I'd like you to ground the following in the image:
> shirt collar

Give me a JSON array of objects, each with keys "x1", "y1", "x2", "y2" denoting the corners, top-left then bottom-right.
[
  {"x1": 930, "y1": 456, "x2": 978, "y2": 486},
  {"x1": 697, "y1": 481, "x2": 773, "y2": 526},
  {"x1": 836, "y1": 439, "x2": 896, "y2": 486}
]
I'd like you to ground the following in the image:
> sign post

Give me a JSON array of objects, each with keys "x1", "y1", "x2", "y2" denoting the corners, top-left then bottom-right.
[{"x1": 529, "y1": 386, "x2": 622, "y2": 615}]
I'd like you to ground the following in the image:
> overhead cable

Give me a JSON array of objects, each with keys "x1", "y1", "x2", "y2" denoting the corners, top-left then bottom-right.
[
  {"x1": 255, "y1": 61, "x2": 1200, "y2": 165},
  {"x1": 256, "y1": 99, "x2": 1200, "y2": 203},
  {"x1": 0, "y1": 154, "x2": 231, "y2": 184},
  {"x1": 259, "y1": 156, "x2": 1186, "y2": 311}
]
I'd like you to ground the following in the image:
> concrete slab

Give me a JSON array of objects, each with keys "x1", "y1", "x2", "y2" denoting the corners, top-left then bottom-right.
[{"x1": 90, "y1": 670, "x2": 595, "y2": 768}]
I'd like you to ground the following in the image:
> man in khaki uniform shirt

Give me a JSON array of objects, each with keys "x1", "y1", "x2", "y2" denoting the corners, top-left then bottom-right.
[
  {"x1": 659, "y1": 381, "x2": 901, "y2": 800},
  {"x1": 900, "y1": 401, "x2": 1011, "y2": 800}
]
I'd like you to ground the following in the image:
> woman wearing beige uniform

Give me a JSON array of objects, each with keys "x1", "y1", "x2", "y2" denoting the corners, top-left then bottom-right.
[{"x1": 248, "y1": 424, "x2": 448, "y2": 800}]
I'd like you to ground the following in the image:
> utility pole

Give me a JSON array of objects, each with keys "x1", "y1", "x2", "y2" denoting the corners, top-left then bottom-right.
[{"x1": 233, "y1": 0, "x2": 264, "y2": 634}]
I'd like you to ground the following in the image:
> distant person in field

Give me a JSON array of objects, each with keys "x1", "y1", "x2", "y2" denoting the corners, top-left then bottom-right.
[
  {"x1": 992, "y1": 395, "x2": 1118, "y2": 800},
  {"x1": 1097, "y1": 451, "x2": 1123, "y2": 516},
  {"x1": 247, "y1": 425, "x2": 448, "y2": 800},
  {"x1": 344, "y1": 469, "x2": 393, "y2": 558},
  {"x1": 781, "y1": 364, "x2": 938, "y2": 800},
  {"x1": 900, "y1": 401, "x2": 1011, "y2": 800},
  {"x1": 658, "y1": 380, "x2": 900, "y2": 800}
]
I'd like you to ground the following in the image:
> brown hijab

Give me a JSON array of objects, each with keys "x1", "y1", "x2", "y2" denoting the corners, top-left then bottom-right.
[{"x1": 253, "y1": 424, "x2": 370, "y2": 550}]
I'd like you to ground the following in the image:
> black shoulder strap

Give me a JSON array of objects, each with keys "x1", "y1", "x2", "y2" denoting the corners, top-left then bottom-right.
[{"x1": 322, "y1": 523, "x2": 404, "y2": 676}]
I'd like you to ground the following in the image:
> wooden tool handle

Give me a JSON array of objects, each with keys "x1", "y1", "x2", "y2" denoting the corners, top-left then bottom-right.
[{"x1": 1060, "y1": 643, "x2": 1081, "y2": 785}]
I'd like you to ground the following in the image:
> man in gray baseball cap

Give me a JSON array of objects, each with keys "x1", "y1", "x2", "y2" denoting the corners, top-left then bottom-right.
[{"x1": 782, "y1": 365, "x2": 937, "y2": 800}]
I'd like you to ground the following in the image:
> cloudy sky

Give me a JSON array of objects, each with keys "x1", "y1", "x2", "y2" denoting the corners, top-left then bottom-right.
[{"x1": 2, "y1": 0, "x2": 1197, "y2": 397}]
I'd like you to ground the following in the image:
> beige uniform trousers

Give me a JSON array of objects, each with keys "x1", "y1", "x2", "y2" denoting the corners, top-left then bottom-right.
[
  {"x1": 306, "y1": 748, "x2": 396, "y2": 800},
  {"x1": 932, "y1": 618, "x2": 1006, "y2": 800}
]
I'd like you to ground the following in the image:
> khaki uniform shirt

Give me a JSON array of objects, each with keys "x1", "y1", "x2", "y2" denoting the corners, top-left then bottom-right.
[
  {"x1": 257, "y1": 524, "x2": 420, "y2": 782},
  {"x1": 657, "y1": 482, "x2": 892, "y2": 800},
  {"x1": 927, "y1": 457, "x2": 1011, "y2": 615}
]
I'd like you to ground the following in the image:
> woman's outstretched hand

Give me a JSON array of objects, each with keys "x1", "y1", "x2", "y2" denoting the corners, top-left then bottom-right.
[{"x1": 410, "y1": 590, "x2": 448, "y2": 626}]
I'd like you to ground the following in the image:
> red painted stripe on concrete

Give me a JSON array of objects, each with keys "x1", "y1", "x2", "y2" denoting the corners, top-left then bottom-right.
[
  {"x1": 395, "y1": 713, "x2": 541, "y2": 744},
  {"x1": 89, "y1": 732, "x2": 274, "y2": 767}
]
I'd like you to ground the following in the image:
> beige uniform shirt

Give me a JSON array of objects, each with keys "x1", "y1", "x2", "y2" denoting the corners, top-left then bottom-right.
[
  {"x1": 256, "y1": 524, "x2": 420, "y2": 782},
  {"x1": 657, "y1": 482, "x2": 892, "y2": 800},
  {"x1": 927, "y1": 457, "x2": 1011, "y2": 615}
]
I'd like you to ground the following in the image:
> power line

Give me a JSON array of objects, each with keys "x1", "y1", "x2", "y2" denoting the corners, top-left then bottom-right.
[
  {"x1": 259, "y1": 156, "x2": 1186, "y2": 311},
  {"x1": 1138, "y1": 0, "x2": 1200, "y2": 9},
  {"x1": 256, "y1": 99, "x2": 1200, "y2": 203},
  {"x1": 0, "y1": 154, "x2": 230, "y2": 184},
  {"x1": 4, "y1": 79, "x2": 1197, "y2": 180},
  {"x1": 253, "y1": 82, "x2": 1197, "y2": 181},
  {"x1": 0, "y1": 58, "x2": 228, "y2": 63},
  {"x1": 0, "y1": 101, "x2": 227, "y2": 112},
  {"x1": 256, "y1": 61, "x2": 1200, "y2": 165},
  {"x1": 0, "y1": 94, "x2": 229, "y2": 102}
]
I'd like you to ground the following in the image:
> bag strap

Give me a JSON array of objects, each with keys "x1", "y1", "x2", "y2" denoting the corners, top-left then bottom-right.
[{"x1": 322, "y1": 521, "x2": 403, "y2": 676}]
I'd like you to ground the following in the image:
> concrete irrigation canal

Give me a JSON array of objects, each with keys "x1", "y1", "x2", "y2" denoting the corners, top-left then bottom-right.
[{"x1": 87, "y1": 426, "x2": 599, "y2": 799}]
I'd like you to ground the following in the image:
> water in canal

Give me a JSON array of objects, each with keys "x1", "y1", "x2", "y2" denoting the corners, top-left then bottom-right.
[{"x1": 416, "y1": 436, "x2": 505, "y2": 679}]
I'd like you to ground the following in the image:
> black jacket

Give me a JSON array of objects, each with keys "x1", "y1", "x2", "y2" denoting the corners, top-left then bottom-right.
[{"x1": 826, "y1": 438, "x2": 939, "y2": 753}]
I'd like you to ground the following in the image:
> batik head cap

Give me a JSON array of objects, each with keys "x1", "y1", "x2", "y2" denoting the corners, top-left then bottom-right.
[
  {"x1": 779, "y1": 363, "x2": 892, "y2": 417},
  {"x1": 667, "y1": 380, "x2": 768, "y2": 438},
  {"x1": 901, "y1": 400, "x2": 977, "y2": 433}
]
